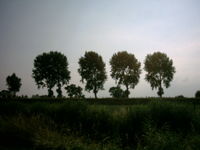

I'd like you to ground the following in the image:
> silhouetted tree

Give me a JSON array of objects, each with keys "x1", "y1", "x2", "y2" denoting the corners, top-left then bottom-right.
[
  {"x1": 78, "y1": 51, "x2": 107, "y2": 99},
  {"x1": 144, "y1": 52, "x2": 175, "y2": 97},
  {"x1": 110, "y1": 51, "x2": 141, "y2": 98},
  {"x1": 195, "y1": 90, "x2": 200, "y2": 98},
  {"x1": 0, "y1": 90, "x2": 11, "y2": 98},
  {"x1": 65, "y1": 84, "x2": 85, "y2": 98},
  {"x1": 109, "y1": 86, "x2": 125, "y2": 98},
  {"x1": 175, "y1": 95, "x2": 185, "y2": 99},
  {"x1": 6, "y1": 73, "x2": 22, "y2": 97},
  {"x1": 32, "y1": 51, "x2": 70, "y2": 97}
]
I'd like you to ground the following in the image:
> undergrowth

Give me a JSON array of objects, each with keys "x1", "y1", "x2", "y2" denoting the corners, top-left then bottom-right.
[{"x1": 0, "y1": 99, "x2": 200, "y2": 149}]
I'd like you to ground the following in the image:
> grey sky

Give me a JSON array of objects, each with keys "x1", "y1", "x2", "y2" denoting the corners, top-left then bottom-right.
[{"x1": 0, "y1": 0, "x2": 200, "y2": 97}]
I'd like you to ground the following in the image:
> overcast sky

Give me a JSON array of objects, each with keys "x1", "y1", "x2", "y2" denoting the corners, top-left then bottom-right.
[{"x1": 0, "y1": 0, "x2": 200, "y2": 98}]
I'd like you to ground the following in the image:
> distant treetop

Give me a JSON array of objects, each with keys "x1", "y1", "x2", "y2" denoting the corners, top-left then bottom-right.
[{"x1": 6, "y1": 73, "x2": 22, "y2": 97}]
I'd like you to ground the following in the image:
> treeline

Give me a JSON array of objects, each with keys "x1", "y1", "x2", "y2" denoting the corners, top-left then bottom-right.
[{"x1": 1, "y1": 51, "x2": 200, "y2": 99}]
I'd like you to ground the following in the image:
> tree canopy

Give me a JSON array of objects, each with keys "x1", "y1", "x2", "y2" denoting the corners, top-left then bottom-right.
[
  {"x1": 78, "y1": 51, "x2": 107, "y2": 98},
  {"x1": 32, "y1": 51, "x2": 70, "y2": 97},
  {"x1": 195, "y1": 90, "x2": 200, "y2": 98},
  {"x1": 144, "y1": 52, "x2": 175, "y2": 97},
  {"x1": 110, "y1": 51, "x2": 141, "y2": 98},
  {"x1": 109, "y1": 86, "x2": 126, "y2": 98},
  {"x1": 65, "y1": 84, "x2": 84, "y2": 98},
  {"x1": 6, "y1": 73, "x2": 22, "y2": 96}
]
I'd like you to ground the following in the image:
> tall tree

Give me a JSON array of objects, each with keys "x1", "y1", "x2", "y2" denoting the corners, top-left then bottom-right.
[
  {"x1": 32, "y1": 51, "x2": 70, "y2": 97},
  {"x1": 6, "y1": 73, "x2": 22, "y2": 96},
  {"x1": 78, "y1": 51, "x2": 107, "y2": 98},
  {"x1": 144, "y1": 52, "x2": 175, "y2": 97},
  {"x1": 110, "y1": 51, "x2": 141, "y2": 98}
]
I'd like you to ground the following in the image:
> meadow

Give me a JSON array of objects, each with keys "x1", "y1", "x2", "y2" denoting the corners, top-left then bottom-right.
[{"x1": 0, "y1": 98, "x2": 200, "y2": 150}]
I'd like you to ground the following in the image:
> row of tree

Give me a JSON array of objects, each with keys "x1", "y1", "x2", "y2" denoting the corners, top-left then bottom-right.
[
  {"x1": 31, "y1": 51, "x2": 176, "y2": 98},
  {"x1": 0, "y1": 73, "x2": 85, "y2": 98},
  {"x1": 1, "y1": 51, "x2": 200, "y2": 98},
  {"x1": 1, "y1": 70, "x2": 200, "y2": 99}
]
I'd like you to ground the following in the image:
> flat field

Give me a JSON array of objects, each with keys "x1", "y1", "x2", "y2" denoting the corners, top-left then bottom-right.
[{"x1": 0, "y1": 98, "x2": 200, "y2": 150}]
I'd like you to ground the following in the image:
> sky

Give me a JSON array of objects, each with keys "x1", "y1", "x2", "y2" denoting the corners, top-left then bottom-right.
[{"x1": 0, "y1": 0, "x2": 200, "y2": 98}]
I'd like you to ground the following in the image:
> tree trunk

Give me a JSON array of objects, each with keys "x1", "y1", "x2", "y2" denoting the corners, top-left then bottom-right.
[
  {"x1": 94, "y1": 84, "x2": 98, "y2": 99},
  {"x1": 157, "y1": 80, "x2": 164, "y2": 98},
  {"x1": 57, "y1": 83, "x2": 62, "y2": 98},
  {"x1": 94, "y1": 92, "x2": 97, "y2": 99},
  {"x1": 125, "y1": 85, "x2": 130, "y2": 98},
  {"x1": 48, "y1": 88, "x2": 54, "y2": 97}
]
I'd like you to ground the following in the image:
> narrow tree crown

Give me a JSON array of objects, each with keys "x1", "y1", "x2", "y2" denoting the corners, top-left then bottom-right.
[
  {"x1": 144, "y1": 52, "x2": 175, "y2": 90},
  {"x1": 110, "y1": 51, "x2": 141, "y2": 89},
  {"x1": 78, "y1": 51, "x2": 107, "y2": 98}
]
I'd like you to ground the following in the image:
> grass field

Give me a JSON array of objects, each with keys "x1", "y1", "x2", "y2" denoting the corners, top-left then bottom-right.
[{"x1": 0, "y1": 98, "x2": 200, "y2": 150}]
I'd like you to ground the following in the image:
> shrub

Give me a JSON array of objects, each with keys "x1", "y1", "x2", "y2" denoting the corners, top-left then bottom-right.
[
  {"x1": 65, "y1": 84, "x2": 85, "y2": 99},
  {"x1": 109, "y1": 86, "x2": 125, "y2": 98},
  {"x1": 175, "y1": 95, "x2": 185, "y2": 99}
]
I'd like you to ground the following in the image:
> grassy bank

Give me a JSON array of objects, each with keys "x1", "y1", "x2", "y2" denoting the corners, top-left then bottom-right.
[{"x1": 0, "y1": 99, "x2": 200, "y2": 150}]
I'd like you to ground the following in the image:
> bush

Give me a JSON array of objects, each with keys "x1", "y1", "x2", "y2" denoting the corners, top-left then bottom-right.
[
  {"x1": 109, "y1": 86, "x2": 125, "y2": 98},
  {"x1": 175, "y1": 95, "x2": 185, "y2": 99}
]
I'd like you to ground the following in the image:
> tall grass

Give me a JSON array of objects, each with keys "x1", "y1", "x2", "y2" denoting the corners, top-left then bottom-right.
[{"x1": 0, "y1": 99, "x2": 200, "y2": 149}]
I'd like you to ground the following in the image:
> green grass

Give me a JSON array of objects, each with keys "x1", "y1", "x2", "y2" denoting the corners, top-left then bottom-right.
[{"x1": 0, "y1": 98, "x2": 200, "y2": 150}]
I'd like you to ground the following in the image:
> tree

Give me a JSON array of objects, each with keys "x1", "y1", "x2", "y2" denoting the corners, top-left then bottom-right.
[
  {"x1": 32, "y1": 51, "x2": 70, "y2": 97},
  {"x1": 109, "y1": 86, "x2": 125, "y2": 98},
  {"x1": 144, "y1": 52, "x2": 175, "y2": 97},
  {"x1": 78, "y1": 51, "x2": 107, "y2": 98},
  {"x1": 110, "y1": 51, "x2": 141, "y2": 98},
  {"x1": 195, "y1": 90, "x2": 200, "y2": 98},
  {"x1": 0, "y1": 90, "x2": 11, "y2": 98},
  {"x1": 65, "y1": 84, "x2": 85, "y2": 98},
  {"x1": 6, "y1": 73, "x2": 22, "y2": 96}
]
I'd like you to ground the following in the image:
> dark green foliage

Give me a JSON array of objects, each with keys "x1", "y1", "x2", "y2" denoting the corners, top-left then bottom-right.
[
  {"x1": 140, "y1": 124, "x2": 184, "y2": 150},
  {"x1": 0, "y1": 90, "x2": 11, "y2": 98},
  {"x1": 144, "y1": 52, "x2": 175, "y2": 97},
  {"x1": 32, "y1": 51, "x2": 70, "y2": 97},
  {"x1": 110, "y1": 51, "x2": 141, "y2": 98},
  {"x1": 109, "y1": 86, "x2": 125, "y2": 98},
  {"x1": 0, "y1": 99, "x2": 200, "y2": 150},
  {"x1": 149, "y1": 102, "x2": 193, "y2": 132},
  {"x1": 6, "y1": 73, "x2": 22, "y2": 96},
  {"x1": 195, "y1": 90, "x2": 200, "y2": 98},
  {"x1": 175, "y1": 95, "x2": 185, "y2": 99},
  {"x1": 78, "y1": 51, "x2": 107, "y2": 98},
  {"x1": 65, "y1": 84, "x2": 85, "y2": 98}
]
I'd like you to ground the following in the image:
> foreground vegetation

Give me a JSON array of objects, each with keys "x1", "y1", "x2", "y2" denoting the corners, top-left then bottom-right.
[{"x1": 0, "y1": 98, "x2": 200, "y2": 150}]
